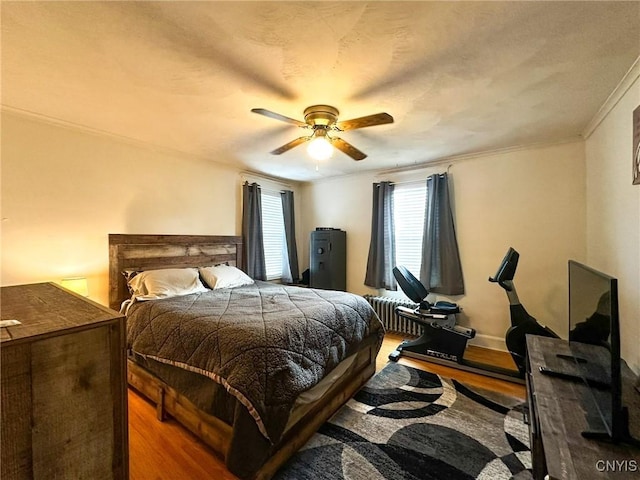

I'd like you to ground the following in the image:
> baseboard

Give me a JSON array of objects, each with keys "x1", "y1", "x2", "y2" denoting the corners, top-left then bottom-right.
[{"x1": 468, "y1": 333, "x2": 508, "y2": 352}]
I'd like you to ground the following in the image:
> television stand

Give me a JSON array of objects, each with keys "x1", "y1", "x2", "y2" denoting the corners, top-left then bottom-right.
[
  {"x1": 538, "y1": 365, "x2": 611, "y2": 390},
  {"x1": 526, "y1": 336, "x2": 640, "y2": 479}
]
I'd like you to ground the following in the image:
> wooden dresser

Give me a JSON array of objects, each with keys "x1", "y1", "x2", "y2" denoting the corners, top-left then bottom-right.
[{"x1": 1, "y1": 283, "x2": 128, "y2": 479}]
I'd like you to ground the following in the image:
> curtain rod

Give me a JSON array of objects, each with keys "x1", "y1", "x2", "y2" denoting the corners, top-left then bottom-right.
[
  {"x1": 376, "y1": 179, "x2": 423, "y2": 187},
  {"x1": 376, "y1": 167, "x2": 451, "y2": 186},
  {"x1": 375, "y1": 165, "x2": 452, "y2": 185},
  {"x1": 243, "y1": 181, "x2": 290, "y2": 195},
  {"x1": 377, "y1": 162, "x2": 454, "y2": 176},
  {"x1": 241, "y1": 171, "x2": 295, "y2": 190}
]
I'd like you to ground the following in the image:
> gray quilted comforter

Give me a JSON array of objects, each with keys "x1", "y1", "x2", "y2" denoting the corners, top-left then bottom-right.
[{"x1": 126, "y1": 281, "x2": 383, "y2": 446}]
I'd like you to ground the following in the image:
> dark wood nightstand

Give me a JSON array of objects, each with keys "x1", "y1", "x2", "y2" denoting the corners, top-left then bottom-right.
[{"x1": 1, "y1": 283, "x2": 128, "y2": 479}]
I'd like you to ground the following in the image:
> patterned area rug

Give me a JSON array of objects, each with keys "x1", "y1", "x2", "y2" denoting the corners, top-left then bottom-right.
[{"x1": 275, "y1": 363, "x2": 533, "y2": 480}]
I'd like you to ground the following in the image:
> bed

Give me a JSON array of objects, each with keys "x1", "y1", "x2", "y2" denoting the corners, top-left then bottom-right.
[{"x1": 108, "y1": 234, "x2": 383, "y2": 480}]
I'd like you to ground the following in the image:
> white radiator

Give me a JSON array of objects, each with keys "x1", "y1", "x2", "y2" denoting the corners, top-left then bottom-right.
[{"x1": 364, "y1": 295, "x2": 420, "y2": 336}]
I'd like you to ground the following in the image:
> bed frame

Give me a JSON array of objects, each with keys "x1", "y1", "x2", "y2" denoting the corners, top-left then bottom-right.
[{"x1": 108, "y1": 234, "x2": 379, "y2": 480}]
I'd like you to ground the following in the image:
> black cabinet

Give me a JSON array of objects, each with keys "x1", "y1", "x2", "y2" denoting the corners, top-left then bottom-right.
[{"x1": 310, "y1": 229, "x2": 346, "y2": 291}]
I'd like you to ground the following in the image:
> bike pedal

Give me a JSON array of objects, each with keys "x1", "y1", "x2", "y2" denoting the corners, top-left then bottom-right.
[{"x1": 388, "y1": 350, "x2": 401, "y2": 362}]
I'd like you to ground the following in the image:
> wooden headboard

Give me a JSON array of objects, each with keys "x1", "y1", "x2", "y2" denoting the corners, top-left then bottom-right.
[{"x1": 108, "y1": 234, "x2": 243, "y2": 311}]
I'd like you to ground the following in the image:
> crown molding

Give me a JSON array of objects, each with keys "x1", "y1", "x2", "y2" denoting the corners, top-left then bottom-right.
[
  {"x1": 0, "y1": 105, "x2": 240, "y2": 171},
  {"x1": 304, "y1": 137, "x2": 583, "y2": 186},
  {"x1": 374, "y1": 137, "x2": 582, "y2": 177},
  {"x1": 582, "y1": 55, "x2": 640, "y2": 139}
]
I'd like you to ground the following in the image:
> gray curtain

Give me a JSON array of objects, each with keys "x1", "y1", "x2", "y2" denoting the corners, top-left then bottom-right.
[
  {"x1": 280, "y1": 190, "x2": 299, "y2": 283},
  {"x1": 365, "y1": 181, "x2": 397, "y2": 290},
  {"x1": 420, "y1": 173, "x2": 464, "y2": 295},
  {"x1": 242, "y1": 182, "x2": 267, "y2": 280}
]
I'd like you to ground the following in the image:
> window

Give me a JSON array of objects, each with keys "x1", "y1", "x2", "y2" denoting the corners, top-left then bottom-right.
[
  {"x1": 261, "y1": 191, "x2": 285, "y2": 280},
  {"x1": 393, "y1": 182, "x2": 426, "y2": 278}
]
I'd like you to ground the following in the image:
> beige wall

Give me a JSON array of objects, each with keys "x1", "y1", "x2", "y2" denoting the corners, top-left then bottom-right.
[
  {"x1": 585, "y1": 73, "x2": 640, "y2": 373},
  {"x1": 1, "y1": 112, "x2": 243, "y2": 306},
  {"x1": 7, "y1": 94, "x2": 635, "y2": 365},
  {"x1": 300, "y1": 142, "x2": 586, "y2": 348},
  {"x1": 299, "y1": 171, "x2": 377, "y2": 292}
]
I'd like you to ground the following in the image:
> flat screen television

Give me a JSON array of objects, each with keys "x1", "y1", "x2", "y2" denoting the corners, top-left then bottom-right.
[{"x1": 567, "y1": 260, "x2": 629, "y2": 442}]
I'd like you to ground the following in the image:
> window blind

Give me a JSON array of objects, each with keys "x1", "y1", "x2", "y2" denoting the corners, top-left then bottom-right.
[
  {"x1": 394, "y1": 182, "x2": 426, "y2": 278},
  {"x1": 261, "y1": 191, "x2": 285, "y2": 280}
]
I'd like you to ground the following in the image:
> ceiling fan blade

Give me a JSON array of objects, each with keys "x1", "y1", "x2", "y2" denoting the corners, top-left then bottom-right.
[
  {"x1": 251, "y1": 108, "x2": 307, "y2": 127},
  {"x1": 331, "y1": 137, "x2": 367, "y2": 161},
  {"x1": 270, "y1": 136, "x2": 311, "y2": 155},
  {"x1": 335, "y1": 112, "x2": 394, "y2": 131}
]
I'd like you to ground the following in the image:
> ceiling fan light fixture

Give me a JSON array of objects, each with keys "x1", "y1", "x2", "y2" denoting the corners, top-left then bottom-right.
[
  {"x1": 304, "y1": 105, "x2": 339, "y2": 127},
  {"x1": 252, "y1": 104, "x2": 393, "y2": 161},
  {"x1": 307, "y1": 136, "x2": 333, "y2": 160}
]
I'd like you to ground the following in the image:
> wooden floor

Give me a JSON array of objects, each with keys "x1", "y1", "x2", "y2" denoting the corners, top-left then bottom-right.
[{"x1": 128, "y1": 333, "x2": 525, "y2": 480}]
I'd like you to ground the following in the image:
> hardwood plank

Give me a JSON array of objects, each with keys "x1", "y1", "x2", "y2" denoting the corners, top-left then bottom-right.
[
  {"x1": 128, "y1": 333, "x2": 525, "y2": 480},
  {"x1": 31, "y1": 328, "x2": 114, "y2": 479},
  {"x1": 119, "y1": 243, "x2": 238, "y2": 259},
  {"x1": 1, "y1": 283, "x2": 119, "y2": 344},
  {"x1": 1, "y1": 344, "x2": 33, "y2": 480},
  {"x1": 110, "y1": 321, "x2": 129, "y2": 480},
  {"x1": 378, "y1": 332, "x2": 526, "y2": 398},
  {"x1": 109, "y1": 234, "x2": 242, "y2": 246},
  {"x1": 120, "y1": 254, "x2": 238, "y2": 271},
  {"x1": 128, "y1": 389, "x2": 237, "y2": 480},
  {"x1": 127, "y1": 360, "x2": 233, "y2": 457}
]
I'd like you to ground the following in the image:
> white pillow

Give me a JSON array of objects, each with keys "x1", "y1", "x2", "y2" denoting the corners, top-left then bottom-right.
[
  {"x1": 199, "y1": 265, "x2": 254, "y2": 289},
  {"x1": 128, "y1": 268, "x2": 208, "y2": 301}
]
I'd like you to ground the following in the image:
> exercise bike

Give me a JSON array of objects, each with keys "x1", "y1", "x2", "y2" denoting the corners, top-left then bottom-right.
[{"x1": 388, "y1": 248, "x2": 559, "y2": 383}]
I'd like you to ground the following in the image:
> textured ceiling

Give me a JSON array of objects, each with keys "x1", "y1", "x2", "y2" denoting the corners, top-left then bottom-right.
[{"x1": 2, "y1": 1, "x2": 639, "y2": 181}]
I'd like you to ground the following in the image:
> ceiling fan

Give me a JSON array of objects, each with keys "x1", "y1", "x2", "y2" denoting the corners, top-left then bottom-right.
[{"x1": 251, "y1": 105, "x2": 393, "y2": 161}]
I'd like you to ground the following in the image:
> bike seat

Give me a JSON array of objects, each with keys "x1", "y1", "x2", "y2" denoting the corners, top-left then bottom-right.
[
  {"x1": 431, "y1": 301, "x2": 460, "y2": 314},
  {"x1": 435, "y1": 300, "x2": 457, "y2": 308}
]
